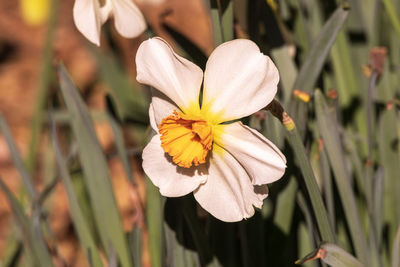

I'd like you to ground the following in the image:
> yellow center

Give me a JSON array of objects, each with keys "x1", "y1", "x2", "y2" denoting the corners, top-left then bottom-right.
[{"x1": 158, "y1": 110, "x2": 213, "y2": 168}]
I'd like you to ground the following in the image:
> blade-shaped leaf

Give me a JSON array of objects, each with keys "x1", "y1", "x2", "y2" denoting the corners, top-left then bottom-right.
[
  {"x1": 107, "y1": 114, "x2": 135, "y2": 183},
  {"x1": 51, "y1": 121, "x2": 103, "y2": 267},
  {"x1": 292, "y1": 3, "x2": 349, "y2": 94},
  {"x1": 57, "y1": 64, "x2": 132, "y2": 267},
  {"x1": 128, "y1": 226, "x2": 142, "y2": 267},
  {"x1": 273, "y1": 176, "x2": 298, "y2": 235},
  {"x1": 284, "y1": 117, "x2": 335, "y2": 243},
  {"x1": 27, "y1": 0, "x2": 59, "y2": 172},
  {"x1": 146, "y1": 177, "x2": 164, "y2": 267},
  {"x1": 90, "y1": 48, "x2": 148, "y2": 123},
  {"x1": 289, "y1": 4, "x2": 349, "y2": 134},
  {"x1": 320, "y1": 243, "x2": 364, "y2": 267},
  {"x1": 296, "y1": 243, "x2": 364, "y2": 267},
  {"x1": 164, "y1": 199, "x2": 201, "y2": 267},
  {"x1": 0, "y1": 116, "x2": 37, "y2": 201},
  {"x1": 0, "y1": 178, "x2": 53, "y2": 267},
  {"x1": 393, "y1": 225, "x2": 400, "y2": 267},
  {"x1": 314, "y1": 90, "x2": 368, "y2": 264},
  {"x1": 271, "y1": 46, "x2": 298, "y2": 105}
]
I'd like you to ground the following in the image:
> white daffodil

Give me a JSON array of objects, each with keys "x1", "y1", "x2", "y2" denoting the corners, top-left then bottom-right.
[
  {"x1": 136, "y1": 37, "x2": 287, "y2": 222},
  {"x1": 73, "y1": 0, "x2": 146, "y2": 46}
]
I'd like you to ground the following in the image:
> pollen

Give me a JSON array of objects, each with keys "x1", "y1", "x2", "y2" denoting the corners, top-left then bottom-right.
[{"x1": 158, "y1": 110, "x2": 213, "y2": 168}]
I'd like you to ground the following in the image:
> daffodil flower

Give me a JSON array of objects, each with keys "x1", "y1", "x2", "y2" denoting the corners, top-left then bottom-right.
[
  {"x1": 136, "y1": 37, "x2": 287, "y2": 222},
  {"x1": 73, "y1": 0, "x2": 146, "y2": 46}
]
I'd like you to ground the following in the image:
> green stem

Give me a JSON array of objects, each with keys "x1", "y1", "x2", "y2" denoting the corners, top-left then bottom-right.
[{"x1": 285, "y1": 119, "x2": 336, "y2": 243}]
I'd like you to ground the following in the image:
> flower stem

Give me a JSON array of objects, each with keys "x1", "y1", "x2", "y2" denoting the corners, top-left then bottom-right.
[
  {"x1": 266, "y1": 100, "x2": 335, "y2": 243},
  {"x1": 285, "y1": 119, "x2": 336, "y2": 243}
]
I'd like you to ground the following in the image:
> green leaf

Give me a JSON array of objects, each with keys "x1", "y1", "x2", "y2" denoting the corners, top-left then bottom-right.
[
  {"x1": 289, "y1": 4, "x2": 349, "y2": 134},
  {"x1": 296, "y1": 243, "x2": 364, "y2": 267},
  {"x1": 284, "y1": 117, "x2": 335, "y2": 243},
  {"x1": 90, "y1": 48, "x2": 148, "y2": 123},
  {"x1": 50, "y1": 121, "x2": 103, "y2": 267},
  {"x1": 128, "y1": 227, "x2": 142, "y2": 267},
  {"x1": 329, "y1": 31, "x2": 359, "y2": 108},
  {"x1": 320, "y1": 147, "x2": 335, "y2": 230},
  {"x1": 1, "y1": 236, "x2": 22, "y2": 267},
  {"x1": 163, "y1": 200, "x2": 200, "y2": 267},
  {"x1": 378, "y1": 108, "x2": 400, "y2": 246},
  {"x1": 292, "y1": 3, "x2": 349, "y2": 95},
  {"x1": 146, "y1": 177, "x2": 164, "y2": 267},
  {"x1": 180, "y1": 196, "x2": 221, "y2": 267},
  {"x1": 273, "y1": 176, "x2": 298, "y2": 235},
  {"x1": 107, "y1": 114, "x2": 135, "y2": 183},
  {"x1": 0, "y1": 115, "x2": 38, "y2": 202},
  {"x1": 271, "y1": 46, "x2": 298, "y2": 105},
  {"x1": 314, "y1": 90, "x2": 369, "y2": 264},
  {"x1": 27, "y1": 0, "x2": 59, "y2": 172},
  {"x1": 297, "y1": 223, "x2": 317, "y2": 267},
  {"x1": 393, "y1": 225, "x2": 400, "y2": 267},
  {"x1": 381, "y1": 0, "x2": 400, "y2": 38},
  {"x1": 320, "y1": 243, "x2": 364, "y2": 267},
  {"x1": 208, "y1": 0, "x2": 233, "y2": 46},
  {"x1": 0, "y1": 178, "x2": 53, "y2": 267},
  {"x1": 57, "y1": 64, "x2": 132, "y2": 267},
  {"x1": 221, "y1": 0, "x2": 233, "y2": 42}
]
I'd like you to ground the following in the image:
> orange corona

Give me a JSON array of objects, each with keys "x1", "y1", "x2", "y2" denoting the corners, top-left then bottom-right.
[{"x1": 158, "y1": 111, "x2": 213, "y2": 168}]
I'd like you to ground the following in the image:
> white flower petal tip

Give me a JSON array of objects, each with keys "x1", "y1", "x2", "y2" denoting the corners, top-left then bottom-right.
[
  {"x1": 148, "y1": 104, "x2": 158, "y2": 132},
  {"x1": 73, "y1": 0, "x2": 102, "y2": 46},
  {"x1": 142, "y1": 135, "x2": 208, "y2": 197},
  {"x1": 112, "y1": 0, "x2": 147, "y2": 38},
  {"x1": 73, "y1": 0, "x2": 146, "y2": 46},
  {"x1": 193, "y1": 148, "x2": 269, "y2": 222},
  {"x1": 135, "y1": 38, "x2": 203, "y2": 112},
  {"x1": 203, "y1": 39, "x2": 280, "y2": 122}
]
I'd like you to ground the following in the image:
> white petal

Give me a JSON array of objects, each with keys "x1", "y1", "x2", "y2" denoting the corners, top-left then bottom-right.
[
  {"x1": 148, "y1": 104, "x2": 158, "y2": 132},
  {"x1": 203, "y1": 39, "x2": 279, "y2": 122},
  {"x1": 111, "y1": 0, "x2": 146, "y2": 38},
  {"x1": 135, "y1": 0, "x2": 164, "y2": 4},
  {"x1": 193, "y1": 145, "x2": 267, "y2": 222},
  {"x1": 214, "y1": 122, "x2": 286, "y2": 185},
  {"x1": 136, "y1": 38, "x2": 203, "y2": 112},
  {"x1": 142, "y1": 135, "x2": 207, "y2": 197},
  {"x1": 100, "y1": 0, "x2": 113, "y2": 23},
  {"x1": 73, "y1": 0, "x2": 103, "y2": 46},
  {"x1": 150, "y1": 88, "x2": 179, "y2": 127}
]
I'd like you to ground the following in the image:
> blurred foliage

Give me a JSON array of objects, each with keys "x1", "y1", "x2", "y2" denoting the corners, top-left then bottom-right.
[{"x1": 0, "y1": 0, "x2": 400, "y2": 266}]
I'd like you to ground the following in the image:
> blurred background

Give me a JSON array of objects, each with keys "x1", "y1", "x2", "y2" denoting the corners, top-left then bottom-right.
[
  {"x1": 0, "y1": 0, "x2": 399, "y2": 266},
  {"x1": 0, "y1": 0, "x2": 214, "y2": 265}
]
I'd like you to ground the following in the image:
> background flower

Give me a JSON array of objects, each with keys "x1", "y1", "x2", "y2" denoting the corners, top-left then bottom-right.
[{"x1": 73, "y1": 0, "x2": 146, "y2": 46}]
